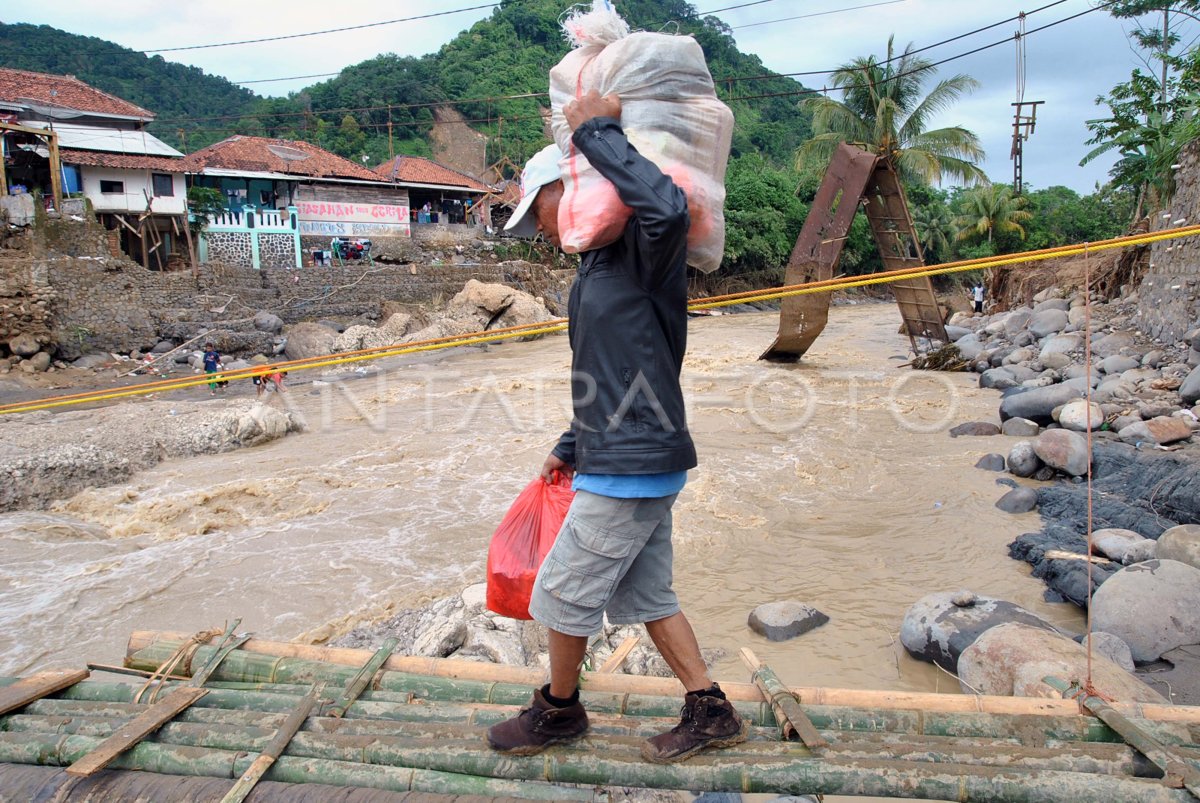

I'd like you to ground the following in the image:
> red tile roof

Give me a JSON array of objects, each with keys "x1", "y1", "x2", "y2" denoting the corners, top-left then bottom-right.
[
  {"x1": 183, "y1": 136, "x2": 384, "y2": 181},
  {"x1": 374, "y1": 155, "x2": 490, "y2": 191},
  {"x1": 0, "y1": 68, "x2": 154, "y2": 120},
  {"x1": 61, "y1": 149, "x2": 186, "y2": 172}
]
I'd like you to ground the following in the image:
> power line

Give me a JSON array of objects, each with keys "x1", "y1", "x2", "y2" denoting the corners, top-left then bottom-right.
[
  {"x1": 237, "y1": 72, "x2": 343, "y2": 85},
  {"x1": 144, "y1": 3, "x2": 501, "y2": 53},
  {"x1": 729, "y1": 0, "x2": 907, "y2": 30}
]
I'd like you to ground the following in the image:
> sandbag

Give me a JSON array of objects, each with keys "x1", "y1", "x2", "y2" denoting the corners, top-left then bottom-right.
[{"x1": 549, "y1": 5, "x2": 734, "y2": 273}]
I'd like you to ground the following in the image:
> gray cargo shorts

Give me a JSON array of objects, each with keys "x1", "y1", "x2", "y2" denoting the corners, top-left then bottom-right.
[{"x1": 528, "y1": 489, "x2": 680, "y2": 637}]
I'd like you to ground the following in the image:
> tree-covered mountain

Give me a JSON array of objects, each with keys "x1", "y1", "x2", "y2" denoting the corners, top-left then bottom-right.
[{"x1": 0, "y1": 22, "x2": 261, "y2": 148}]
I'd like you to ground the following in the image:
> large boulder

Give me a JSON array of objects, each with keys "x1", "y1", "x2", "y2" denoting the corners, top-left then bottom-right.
[
  {"x1": 1033, "y1": 298, "x2": 1071, "y2": 313},
  {"x1": 1032, "y1": 429, "x2": 1090, "y2": 477},
  {"x1": 283, "y1": 322, "x2": 337, "y2": 361},
  {"x1": 1117, "y1": 416, "x2": 1194, "y2": 446},
  {"x1": 1027, "y1": 309, "x2": 1069, "y2": 338},
  {"x1": 1001, "y1": 418, "x2": 1040, "y2": 438},
  {"x1": 980, "y1": 368, "x2": 1018, "y2": 390},
  {"x1": 1093, "y1": 332, "x2": 1136, "y2": 359},
  {"x1": 1039, "y1": 333, "x2": 1083, "y2": 359},
  {"x1": 1003, "y1": 309, "x2": 1033, "y2": 336},
  {"x1": 1098, "y1": 355, "x2": 1139, "y2": 375},
  {"x1": 27, "y1": 352, "x2": 52, "y2": 372},
  {"x1": 1090, "y1": 560, "x2": 1200, "y2": 662},
  {"x1": 1056, "y1": 399, "x2": 1103, "y2": 432},
  {"x1": 898, "y1": 590, "x2": 1055, "y2": 672},
  {"x1": 1180, "y1": 365, "x2": 1200, "y2": 406},
  {"x1": 999, "y1": 384, "x2": 1083, "y2": 423},
  {"x1": 7, "y1": 334, "x2": 40, "y2": 358},
  {"x1": 253, "y1": 311, "x2": 285, "y2": 334},
  {"x1": 957, "y1": 623, "x2": 1166, "y2": 702},
  {"x1": 1006, "y1": 441, "x2": 1042, "y2": 477},
  {"x1": 1090, "y1": 528, "x2": 1148, "y2": 562},
  {"x1": 748, "y1": 601, "x2": 829, "y2": 642},
  {"x1": 996, "y1": 487, "x2": 1038, "y2": 513},
  {"x1": 1156, "y1": 524, "x2": 1200, "y2": 570},
  {"x1": 447, "y1": 280, "x2": 555, "y2": 332}
]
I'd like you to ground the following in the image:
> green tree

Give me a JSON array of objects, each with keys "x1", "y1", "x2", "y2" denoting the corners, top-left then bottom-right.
[
  {"x1": 911, "y1": 204, "x2": 954, "y2": 263},
  {"x1": 796, "y1": 36, "x2": 986, "y2": 186},
  {"x1": 721, "y1": 154, "x2": 807, "y2": 279},
  {"x1": 952, "y1": 185, "x2": 1033, "y2": 250}
]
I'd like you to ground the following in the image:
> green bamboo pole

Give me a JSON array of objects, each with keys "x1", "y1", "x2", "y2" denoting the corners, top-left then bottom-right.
[
  {"x1": 2, "y1": 711, "x2": 1177, "y2": 780},
  {"x1": 32, "y1": 678, "x2": 1190, "y2": 747},
  {"x1": 0, "y1": 732, "x2": 592, "y2": 801}
]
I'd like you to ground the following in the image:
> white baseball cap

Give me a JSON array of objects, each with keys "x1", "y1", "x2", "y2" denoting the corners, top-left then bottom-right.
[{"x1": 504, "y1": 143, "x2": 564, "y2": 238}]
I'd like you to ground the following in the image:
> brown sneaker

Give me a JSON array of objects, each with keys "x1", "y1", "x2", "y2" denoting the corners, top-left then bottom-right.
[
  {"x1": 641, "y1": 685, "x2": 748, "y2": 764},
  {"x1": 485, "y1": 685, "x2": 589, "y2": 756}
]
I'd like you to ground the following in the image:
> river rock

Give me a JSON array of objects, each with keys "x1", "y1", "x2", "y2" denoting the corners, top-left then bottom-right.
[
  {"x1": 1056, "y1": 399, "x2": 1103, "y2": 432},
  {"x1": 999, "y1": 384, "x2": 1083, "y2": 424},
  {"x1": 1122, "y1": 539, "x2": 1157, "y2": 565},
  {"x1": 1118, "y1": 416, "x2": 1194, "y2": 446},
  {"x1": 1039, "y1": 333, "x2": 1083, "y2": 359},
  {"x1": 1091, "y1": 528, "x2": 1147, "y2": 562},
  {"x1": 1181, "y1": 365, "x2": 1200, "y2": 406},
  {"x1": 1093, "y1": 332, "x2": 1136, "y2": 359},
  {"x1": 7, "y1": 334, "x2": 40, "y2": 358},
  {"x1": 996, "y1": 487, "x2": 1038, "y2": 513},
  {"x1": 1001, "y1": 418, "x2": 1039, "y2": 437},
  {"x1": 254, "y1": 311, "x2": 285, "y2": 334},
  {"x1": 949, "y1": 421, "x2": 1000, "y2": 438},
  {"x1": 1033, "y1": 298, "x2": 1070, "y2": 313},
  {"x1": 1082, "y1": 632, "x2": 1136, "y2": 672},
  {"x1": 1003, "y1": 309, "x2": 1033, "y2": 335},
  {"x1": 1091, "y1": 560, "x2": 1200, "y2": 662},
  {"x1": 448, "y1": 280, "x2": 555, "y2": 331},
  {"x1": 980, "y1": 368, "x2": 1018, "y2": 390},
  {"x1": 1156, "y1": 525, "x2": 1200, "y2": 570},
  {"x1": 1039, "y1": 352, "x2": 1072, "y2": 371},
  {"x1": 72, "y1": 353, "x2": 110, "y2": 370},
  {"x1": 899, "y1": 591, "x2": 1055, "y2": 672},
  {"x1": 954, "y1": 333, "x2": 983, "y2": 361},
  {"x1": 975, "y1": 454, "x2": 1006, "y2": 471},
  {"x1": 958, "y1": 623, "x2": 1164, "y2": 701},
  {"x1": 283, "y1": 322, "x2": 337, "y2": 361},
  {"x1": 1027, "y1": 309, "x2": 1069, "y2": 338},
  {"x1": 27, "y1": 352, "x2": 51, "y2": 372},
  {"x1": 1033, "y1": 429, "x2": 1090, "y2": 476},
  {"x1": 1006, "y1": 441, "x2": 1042, "y2": 477},
  {"x1": 748, "y1": 601, "x2": 829, "y2": 642},
  {"x1": 944, "y1": 325, "x2": 973, "y2": 341},
  {"x1": 1098, "y1": 355, "x2": 1139, "y2": 375}
]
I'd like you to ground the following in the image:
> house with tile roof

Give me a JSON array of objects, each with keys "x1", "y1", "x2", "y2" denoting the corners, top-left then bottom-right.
[
  {"x1": 0, "y1": 67, "x2": 188, "y2": 270},
  {"x1": 373, "y1": 155, "x2": 492, "y2": 228},
  {"x1": 184, "y1": 136, "x2": 413, "y2": 257}
]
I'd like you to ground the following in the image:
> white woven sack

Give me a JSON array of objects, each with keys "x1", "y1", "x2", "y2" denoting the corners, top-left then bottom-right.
[{"x1": 549, "y1": 25, "x2": 733, "y2": 273}]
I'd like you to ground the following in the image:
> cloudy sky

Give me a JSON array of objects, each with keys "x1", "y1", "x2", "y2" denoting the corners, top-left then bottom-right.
[{"x1": 7, "y1": 0, "x2": 1189, "y2": 193}]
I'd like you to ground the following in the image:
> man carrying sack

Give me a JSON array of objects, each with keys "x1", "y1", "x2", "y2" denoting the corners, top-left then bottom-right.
[{"x1": 485, "y1": 90, "x2": 746, "y2": 764}]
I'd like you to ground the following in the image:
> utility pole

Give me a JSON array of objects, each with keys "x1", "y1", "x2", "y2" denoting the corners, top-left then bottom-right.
[
  {"x1": 178, "y1": 127, "x2": 187, "y2": 153},
  {"x1": 1010, "y1": 15, "x2": 1043, "y2": 195},
  {"x1": 387, "y1": 104, "x2": 394, "y2": 160}
]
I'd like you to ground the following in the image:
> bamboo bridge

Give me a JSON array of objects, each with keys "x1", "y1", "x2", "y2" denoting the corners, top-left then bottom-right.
[{"x1": 1, "y1": 628, "x2": 1199, "y2": 801}]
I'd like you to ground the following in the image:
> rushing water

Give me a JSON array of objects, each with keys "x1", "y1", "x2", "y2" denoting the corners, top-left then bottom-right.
[{"x1": 0, "y1": 305, "x2": 1082, "y2": 694}]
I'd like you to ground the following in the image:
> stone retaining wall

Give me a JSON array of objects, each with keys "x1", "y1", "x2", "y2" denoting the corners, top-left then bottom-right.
[{"x1": 1138, "y1": 139, "x2": 1200, "y2": 343}]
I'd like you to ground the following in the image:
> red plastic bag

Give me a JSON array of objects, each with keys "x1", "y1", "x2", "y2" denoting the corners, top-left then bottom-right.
[{"x1": 486, "y1": 474, "x2": 575, "y2": 619}]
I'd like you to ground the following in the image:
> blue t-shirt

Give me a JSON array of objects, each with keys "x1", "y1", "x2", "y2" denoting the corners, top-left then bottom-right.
[
  {"x1": 203, "y1": 350, "x2": 220, "y2": 371},
  {"x1": 573, "y1": 471, "x2": 688, "y2": 499}
]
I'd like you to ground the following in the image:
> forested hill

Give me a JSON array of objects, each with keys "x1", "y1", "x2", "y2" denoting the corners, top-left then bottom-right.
[
  {"x1": 0, "y1": 1, "x2": 813, "y2": 170},
  {"x1": 0, "y1": 23, "x2": 261, "y2": 140}
]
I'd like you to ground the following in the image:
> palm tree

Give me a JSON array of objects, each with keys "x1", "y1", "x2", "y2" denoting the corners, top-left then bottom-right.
[
  {"x1": 952, "y1": 185, "x2": 1033, "y2": 245},
  {"x1": 797, "y1": 36, "x2": 987, "y2": 186},
  {"x1": 911, "y1": 205, "x2": 954, "y2": 261}
]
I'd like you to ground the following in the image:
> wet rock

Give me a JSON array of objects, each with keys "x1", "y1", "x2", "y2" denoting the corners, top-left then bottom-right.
[
  {"x1": 1091, "y1": 528, "x2": 1148, "y2": 562},
  {"x1": 748, "y1": 601, "x2": 829, "y2": 642},
  {"x1": 8, "y1": 334, "x2": 40, "y2": 358},
  {"x1": 1083, "y1": 633, "x2": 1136, "y2": 672},
  {"x1": 898, "y1": 591, "x2": 1055, "y2": 672},
  {"x1": 1007, "y1": 441, "x2": 1042, "y2": 477},
  {"x1": 1027, "y1": 309, "x2": 1069, "y2": 337},
  {"x1": 958, "y1": 623, "x2": 1165, "y2": 701},
  {"x1": 999, "y1": 383, "x2": 1083, "y2": 424},
  {"x1": 975, "y1": 454, "x2": 1006, "y2": 471},
  {"x1": 1091, "y1": 560, "x2": 1200, "y2": 662},
  {"x1": 949, "y1": 421, "x2": 1000, "y2": 438},
  {"x1": 1181, "y1": 365, "x2": 1200, "y2": 406},
  {"x1": 253, "y1": 311, "x2": 284, "y2": 334},
  {"x1": 283, "y1": 322, "x2": 337, "y2": 361},
  {"x1": 1056, "y1": 399, "x2": 1103, "y2": 432},
  {"x1": 1118, "y1": 416, "x2": 1194, "y2": 446},
  {"x1": 1001, "y1": 418, "x2": 1040, "y2": 437},
  {"x1": 996, "y1": 487, "x2": 1038, "y2": 513},
  {"x1": 1156, "y1": 524, "x2": 1200, "y2": 570},
  {"x1": 1033, "y1": 429, "x2": 1090, "y2": 476},
  {"x1": 1093, "y1": 332, "x2": 1136, "y2": 359}
]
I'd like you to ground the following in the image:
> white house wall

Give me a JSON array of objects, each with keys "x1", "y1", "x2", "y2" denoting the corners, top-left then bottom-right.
[{"x1": 80, "y1": 167, "x2": 186, "y2": 215}]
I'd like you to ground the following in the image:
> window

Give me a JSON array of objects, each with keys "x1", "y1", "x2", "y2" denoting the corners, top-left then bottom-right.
[
  {"x1": 99, "y1": 180, "x2": 124, "y2": 194},
  {"x1": 152, "y1": 173, "x2": 175, "y2": 197}
]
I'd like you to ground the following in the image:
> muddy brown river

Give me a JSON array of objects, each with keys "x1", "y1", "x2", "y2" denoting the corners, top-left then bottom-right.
[{"x1": 0, "y1": 305, "x2": 1082, "y2": 701}]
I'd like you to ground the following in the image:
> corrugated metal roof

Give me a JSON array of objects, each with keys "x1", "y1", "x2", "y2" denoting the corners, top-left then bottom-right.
[{"x1": 22, "y1": 121, "x2": 182, "y2": 157}]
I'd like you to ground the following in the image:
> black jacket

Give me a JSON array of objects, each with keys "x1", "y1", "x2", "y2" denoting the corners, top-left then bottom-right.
[{"x1": 551, "y1": 117, "x2": 698, "y2": 475}]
